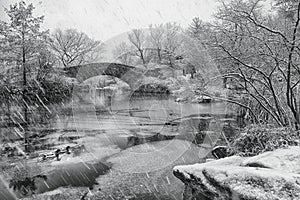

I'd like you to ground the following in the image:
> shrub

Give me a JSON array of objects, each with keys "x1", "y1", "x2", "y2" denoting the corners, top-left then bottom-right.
[
  {"x1": 133, "y1": 83, "x2": 170, "y2": 94},
  {"x1": 36, "y1": 75, "x2": 74, "y2": 104},
  {"x1": 228, "y1": 125, "x2": 300, "y2": 156},
  {"x1": 9, "y1": 163, "x2": 46, "y2": 195}
]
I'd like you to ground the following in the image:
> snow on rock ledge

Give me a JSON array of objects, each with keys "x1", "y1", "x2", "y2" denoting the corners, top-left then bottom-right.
[
  {"x1": 242, "y1": 146, "x2": 300, "y2": 173},
  {"x1": 173, "y1": 146, "x2": 300, "y2": 200}
]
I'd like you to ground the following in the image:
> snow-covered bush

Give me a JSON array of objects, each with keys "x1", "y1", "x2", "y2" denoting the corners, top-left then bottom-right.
[
  {"x1": 133, "y1": 83, "x2": 170, "y2": 94},
  {"x1": 37, "y1": 75, "x2": 74, "y2": 104},
  {"x1": 228, "y1": 125, "x2": 300, "y2": 156}
]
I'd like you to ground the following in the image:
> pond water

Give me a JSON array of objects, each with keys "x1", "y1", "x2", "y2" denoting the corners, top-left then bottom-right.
[
  {"x1": 58, "y1": 92, "x2": 233, "y2": 156},
  {"x1": 36, "y1": 161, "x2": 110, "y2": 193},
  {"x1": 0, "y1": 92, "x2": 236, "y2": 199}
]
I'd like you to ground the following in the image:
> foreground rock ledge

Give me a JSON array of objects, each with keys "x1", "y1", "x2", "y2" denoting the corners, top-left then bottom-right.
[{"x1": 173, "y1": 146, "x2": 300, "y2": 200}]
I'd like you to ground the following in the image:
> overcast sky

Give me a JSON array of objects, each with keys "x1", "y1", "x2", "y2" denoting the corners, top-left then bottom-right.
[{"x1": 0, "y1": 0, "x2": 219, "y2": 42}]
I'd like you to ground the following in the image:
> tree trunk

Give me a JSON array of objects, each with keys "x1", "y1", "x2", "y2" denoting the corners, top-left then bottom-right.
[
  {"x1": 223, "y1": 77, "x2": 227, "y2": 88},
  {"x1": 139, "y1": 49, "x2": 146, "y2": 64},
  {"x1": 157, "y1": 48, "x2": 161, "y2": 63},
  {"x1": 22, "y1": 32, "x2": 29, "y2": 152}
]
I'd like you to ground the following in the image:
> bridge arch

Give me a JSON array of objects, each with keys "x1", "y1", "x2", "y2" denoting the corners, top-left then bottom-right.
[{"x1": 64, "y1": 62, "x2": 141, "y2": 88}]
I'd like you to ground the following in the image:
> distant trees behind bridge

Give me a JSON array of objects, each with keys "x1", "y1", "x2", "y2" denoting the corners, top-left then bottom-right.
[{"x1": 113, "y1": 22, "x2": 185, "y2": 68}]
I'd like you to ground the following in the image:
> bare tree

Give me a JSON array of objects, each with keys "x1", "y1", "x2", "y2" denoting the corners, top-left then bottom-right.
[
  {"x1": 113, "y1": 42, "x2": 133, "y2": 65},
  {"x1": 128, "y1": 29, "x2": 147, "y2": 64},
  {"x1": 206, "y1": 0, "x2": 300, "y2": 129},
  {"x1": 149, "y1": 24, "x2": 164, "y2": 63},
  {"x1": 162, "y1": 22, "x2": 182, "y2": 68},
  {"x1": 49, "y1": 29, "x2": 102, "y2": 68}
]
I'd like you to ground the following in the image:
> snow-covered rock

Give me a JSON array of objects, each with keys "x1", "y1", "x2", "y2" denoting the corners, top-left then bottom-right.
[
  {"x1": 175, "y1": 97, "x2": 186, "y2": 102},
  {"x1": 82, "y1": 75, "x2": 130, "y2": 92},
  {"x1": 173, "y1": 146, "x2": 300, "y2": 200},
  {"x1": 191, "y1": 95, "x2": 212, "y2": 103},
  {"x1": 242, "y1": 146, "x2": 300, "y2": 174}
]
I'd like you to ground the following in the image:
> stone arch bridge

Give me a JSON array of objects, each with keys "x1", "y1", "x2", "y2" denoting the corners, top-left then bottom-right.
[{"x1": 64, "y1": 63, "x2": 141, "y2": 88}]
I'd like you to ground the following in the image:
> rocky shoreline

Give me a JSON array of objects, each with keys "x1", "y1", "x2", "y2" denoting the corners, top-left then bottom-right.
[{"x1": 173, "y1": 146, "x2": 300, "y2": 200}]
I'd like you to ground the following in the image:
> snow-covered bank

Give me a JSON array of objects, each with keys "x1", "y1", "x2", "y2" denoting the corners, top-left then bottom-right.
[
  {"x1": 22, "y1": 187, "x2": 89, "y2": 200},
  {"x1": 173, "y1": 146, "x2": 300, "y2": 200}
]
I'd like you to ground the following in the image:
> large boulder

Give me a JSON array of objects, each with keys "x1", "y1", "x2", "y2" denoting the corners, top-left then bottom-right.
[{"x1": 173, "y1": 146, "x2": 300, "y2": 200}]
